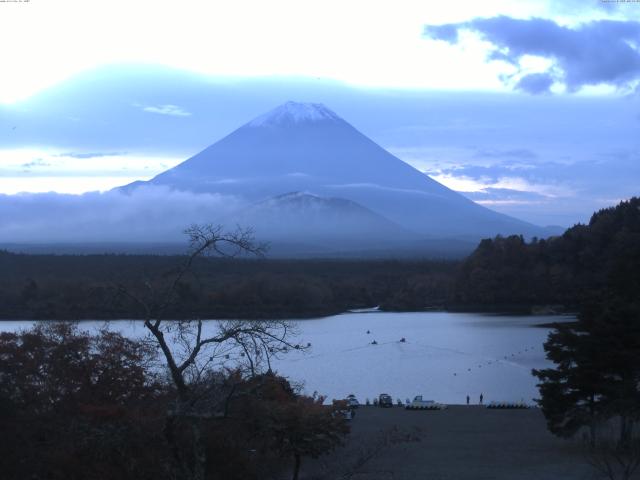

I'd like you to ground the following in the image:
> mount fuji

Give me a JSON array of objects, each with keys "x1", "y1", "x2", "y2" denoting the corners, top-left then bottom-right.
[{"x1": 121, "y1": 101, "x2": 554, "y2": 256}]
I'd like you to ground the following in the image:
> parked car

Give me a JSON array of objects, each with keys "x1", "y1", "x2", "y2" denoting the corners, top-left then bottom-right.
[
  {"x1": 378, "y1": 393, "x2": 393, "y2": 407},
  {"x1": 406, "y1": 395, "x2": 446, "y2": 410},
  {"x1": 346, "y1": 394, "x2": 359, "y2": 408}
]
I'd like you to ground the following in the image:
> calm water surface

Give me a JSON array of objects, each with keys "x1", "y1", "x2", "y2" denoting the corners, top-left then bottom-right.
[{"x1": 1, "y1": 311, "x2": 568, "y2": 404}]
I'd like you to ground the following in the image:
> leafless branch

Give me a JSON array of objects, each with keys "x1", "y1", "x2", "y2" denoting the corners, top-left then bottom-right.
[{"x1": 585, "y1": 430, "x2": 640, "y2": 480}]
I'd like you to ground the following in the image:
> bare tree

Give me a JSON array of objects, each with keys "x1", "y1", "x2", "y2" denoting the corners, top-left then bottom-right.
[
  {"x1": 584, "y1": 420, "x2": 640, "y2": 480},
  {"x1": 116, "y1": 224, "x2": 305, "y2": 480}
]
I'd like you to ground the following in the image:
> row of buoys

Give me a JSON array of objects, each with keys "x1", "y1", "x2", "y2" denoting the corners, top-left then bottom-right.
[
  {"x1": 361, "y1": 331, "x2": 542, "y2": 382},
  {"x1": 451, "y1": 345, "x2": 541, "y2": 377}
]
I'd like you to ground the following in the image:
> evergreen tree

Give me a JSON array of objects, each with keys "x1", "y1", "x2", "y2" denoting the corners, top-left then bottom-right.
[
  {"x1": 533, "y1": 322, "x2": 606, "y2": 444},
  {"x1": 582, "y1": 296, "x2": 640, "y2": 445},
  {"x1": 534, "y1": 293, "x2": 640, "y2": 446}
]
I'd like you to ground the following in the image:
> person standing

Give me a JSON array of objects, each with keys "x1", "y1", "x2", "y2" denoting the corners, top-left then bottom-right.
[
  {"x1": 466, "y1": 395, "x2": 470, "y2": 405},
  {"x1": 480, "y1": 393, "x2": 484, "y2": 405}
]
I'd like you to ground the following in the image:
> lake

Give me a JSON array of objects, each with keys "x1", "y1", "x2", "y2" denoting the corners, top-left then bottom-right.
[{"x1": 0, "y1": 311, "x2": 567, "y2": 405}]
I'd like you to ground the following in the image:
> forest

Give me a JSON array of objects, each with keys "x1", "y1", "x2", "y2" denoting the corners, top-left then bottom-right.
[
  {"x1": 0, "y1": 197, "x2": 638, "y2": 320},
  {"x1": 452, "y1": 196, "x2": 640, "y2": 311},
  {"x1": 0, "y1": 254, "x2": 455, "y2": 320}
]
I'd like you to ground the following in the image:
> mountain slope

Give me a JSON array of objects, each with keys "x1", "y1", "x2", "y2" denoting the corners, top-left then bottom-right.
[
  {"x1": 122, "y1": 101, "x2": 546, "y2": 240},
  {"x1": 232, "y1": 191, "x2": 419, "y2": 254}
]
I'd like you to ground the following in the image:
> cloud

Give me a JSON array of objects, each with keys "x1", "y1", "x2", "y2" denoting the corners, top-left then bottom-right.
[
  {"x1": 431, "y1": 171, "x2": 571, "y2": 199},
  {"x1": 423, "y1": 24, "x2": 459, "y2": 43},
  {"x1": 430, "y1": 172, "x2": 580, "y2": 226},
  {"x1": 473, "y1": 148, "x2": 538, "y2": 160},
  {"x1": 58, "y1": 152, "x2": 125, "y2": 159},
  {"x1": 463, "y1": 187, "x2": 550, "y2": 205},
  {"x1": 432, "y1": 148, "x2": 640, "y2": 206},
  {"x1": 20, "y1": 158, "x2": 50, "y2": 169},
  {"x1": 0, "y1": 186, "x2": 246, "y2": 243},
  {"x1": 141, "y1": 104, "x2": 192, "y2": 116},
  {"x1": 545, "y1": 0, "x2": 623, "y2": 14},
  {"x1": 515, "y1": 73, "x2": 555, "y2": 94},
  {"x1": 324, "y1": 182, "x2": 447, "y2": 198},
  {"x1": 424, "y1": 17, "x2": 640, "y2": 93}
]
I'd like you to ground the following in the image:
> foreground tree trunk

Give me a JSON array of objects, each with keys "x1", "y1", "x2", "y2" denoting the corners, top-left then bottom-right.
[
  {"x1": 292, "y1": 453, "x2": 301, "y2": 480},
  {"x1": 191, "y1": 418, "x2": 206, "y2": 480}
]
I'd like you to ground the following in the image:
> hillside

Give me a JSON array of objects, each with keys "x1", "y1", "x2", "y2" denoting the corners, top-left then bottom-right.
[{"x1": 453, "y1": 197, "x2": 640, "y2": 310}]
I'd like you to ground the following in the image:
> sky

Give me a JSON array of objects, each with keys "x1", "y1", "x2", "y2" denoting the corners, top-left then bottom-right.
[
  {"x1": 0, "y1": 0, "x2": 639, "y2": 229},
  {"x1": 0, "y1": 0, "x2": 636, "y2": 102}
]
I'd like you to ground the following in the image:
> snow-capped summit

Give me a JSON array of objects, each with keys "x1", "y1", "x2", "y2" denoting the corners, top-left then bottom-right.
[{"x1": 247, "y1": 101, "x2": 341, "y2": 127}]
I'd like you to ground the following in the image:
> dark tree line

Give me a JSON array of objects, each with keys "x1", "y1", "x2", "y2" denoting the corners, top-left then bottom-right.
[
  {"x1": 453, "y1": 197, "x2": 640, "y2": 312},
  {"x1": 0, "y1": 253, "x2": 456, "y2": 320}
]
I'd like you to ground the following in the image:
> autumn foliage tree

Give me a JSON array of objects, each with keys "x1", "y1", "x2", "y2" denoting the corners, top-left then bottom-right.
[
  {"x1": 0, "y1": 322, "x2": 166, "y2": 480},
  {"x1": 225, "y1": 373, "x2": 349, "y2": 480},
  {"x1": 0, "y1": 323, "x2": 350, "y2": 480}
]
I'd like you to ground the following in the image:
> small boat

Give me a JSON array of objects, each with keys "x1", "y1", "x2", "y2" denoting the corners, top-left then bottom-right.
[{"x1": 348, "y1": 306, "x2": 381, "y2": 313}]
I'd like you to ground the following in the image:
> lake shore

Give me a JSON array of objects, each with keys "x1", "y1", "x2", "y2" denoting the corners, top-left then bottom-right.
[{"x1": 303, "y1": 405, "x2": 594, "y2": 480}]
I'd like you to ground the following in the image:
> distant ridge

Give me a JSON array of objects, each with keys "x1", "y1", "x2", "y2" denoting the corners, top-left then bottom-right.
[{"x1": 231, "y1": 191, "x2": 419, "y2": 251}]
